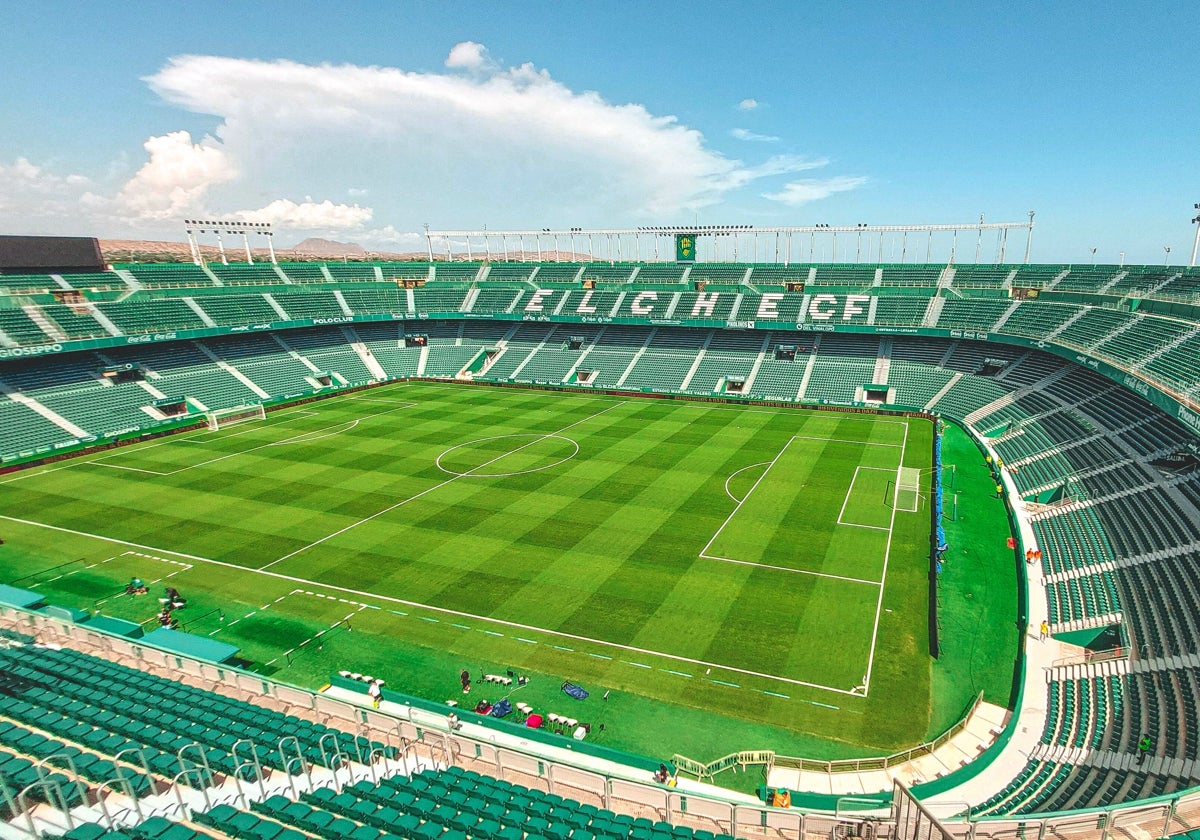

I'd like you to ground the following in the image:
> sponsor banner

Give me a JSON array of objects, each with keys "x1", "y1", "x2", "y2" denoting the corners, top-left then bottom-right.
[
  {"x1": 1177, "y1": 405, "x2": 1200, "y2": 435},
  {"x1": 0, "y1": 343, "x2": 64, "y2": 359}
]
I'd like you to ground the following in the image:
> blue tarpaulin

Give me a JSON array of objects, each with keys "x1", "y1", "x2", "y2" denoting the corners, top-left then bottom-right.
[{"x1": 562, "y1": 682, "x2": 589, "y2": 700}]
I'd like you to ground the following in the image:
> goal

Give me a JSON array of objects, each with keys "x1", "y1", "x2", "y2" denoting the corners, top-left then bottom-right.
[{"x1": 206, "y1": 403, "x2": 266, "y2": 432}]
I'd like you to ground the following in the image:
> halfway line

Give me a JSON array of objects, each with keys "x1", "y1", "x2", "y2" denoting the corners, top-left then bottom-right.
[{"x1": 259, "y1": 401, "x2": 624, "y2": 571}]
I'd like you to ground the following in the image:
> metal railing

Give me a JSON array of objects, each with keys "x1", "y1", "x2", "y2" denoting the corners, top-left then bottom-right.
[
  {"x1": 7, "y1": 603, "x2": 1200, "y2": 840},
  {"x1": 770, "y1": 692, "x2": 987, "y2": 774},
  {"x1": 1050, "y1": 646, "x2": 1129, "y2": 670}
]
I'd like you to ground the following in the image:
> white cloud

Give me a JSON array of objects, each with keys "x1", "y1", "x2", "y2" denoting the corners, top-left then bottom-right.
[
  {"x1": 143, "y1": 52, "x2": 824, "y2": 223},
  {"x1": 236, "y1": 198, "x2": 372, "y2": 229},
  {"x1": 445, "y1": 41, "x2": 496, "y2": 72},
  {"x1": 714, "y1": 155, "x2": 829, "y2": 192},
  {"x1": 0, "y1": 49, "x2": 866, "y2": 240},
  {"x1": 763, "y1": 175, "x2": 868, "y2": 206},
  {"x1": 116, "y1": 130, "x2": 236, "y2": 221},
  {"x1": 0, "y1": 157, "x2": 101, "y2": 232},
  {"x1": 738, "y1": 98, "x2": 759, "y2": 111},
  {"x1": 731, "y1": 128, "x2": 779, "y2": 143},
  {"x1": 0, "y1": 158, "x2": 87, "y2": 192},
  {"x1": 359, "y1": 225, "x2": 425, "y2": 249}
]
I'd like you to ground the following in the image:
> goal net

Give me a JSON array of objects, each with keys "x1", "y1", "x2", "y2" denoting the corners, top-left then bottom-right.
[{"x1": 206, "y1": 403, "x2": 266, "y2": 431}]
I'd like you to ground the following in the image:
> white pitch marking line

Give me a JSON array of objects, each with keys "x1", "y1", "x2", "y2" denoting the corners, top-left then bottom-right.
[
  {"x1": 181, "y1": 408, "x2": 321, "y2": 444},
  {"x1": 861, "y1": 420, "x2": 909, "y2": 695},
  {"x1": 700, "y1": 429, "x2": 913, "y2": 695},
  {"x1": 391, "y1": 380, "x2": 911, "y2": 430},
  {"x1": 724, "y1": 462, "x2": 770, "y2": 504},
  {"x1": 0, "y1": 464, "x2": 74, "y2": 485},
  {"x1": 836, "y1": 465, "x2": 864, "y2": 526},
  {"x1": 87, "y1": 400, "x2": 417, "y2": 475},
  {"x1": 0, "y1": 512, "x2": 862, "y2": 697},
  {"x1": 90, "y1": 421, "x2": 355, "y2": 476},
  {"x1": 91, "y1": 403, "x2": 331, "y2": 460},
  {"x1": 86, "y1": 462, "x2": 173, "y2": 476},
  {"x1": 259, "y1": 400, "x2": 626, "y2": 571},
  {"x1": 91, "y1": 551, "x2": 193, "y2": 606},
  {"x1": 435, "y1": 433, "x2": 580, "y2": 479},
  {"x1": 699, "y1": 553, "x2": 883, "y2": 586},
  {"x1": 266, "y1": 419, "x2": 359, "y2": 446},
  {"x1": 836, "y1": 466, "x2": 894, "y2": 530},
  {"x1": 787, "y1": 435, "x2": 903, "y2": 448},
  {"x1": 699, "y1": 437, "x2": 795, "y2": 561},
  {"x1": 344, "y1": 398, "x2": 423, "y2": 406}
]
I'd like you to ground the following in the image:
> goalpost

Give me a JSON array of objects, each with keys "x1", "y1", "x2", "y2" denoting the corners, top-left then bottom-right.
[{"x1": 206, "y1": 403, "x2": 266, "y2": 432}]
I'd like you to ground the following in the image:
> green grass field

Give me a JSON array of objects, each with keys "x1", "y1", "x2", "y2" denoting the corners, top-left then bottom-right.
[{"x1": 0, "y1": 381, "x2": 1014, "y2": 766}]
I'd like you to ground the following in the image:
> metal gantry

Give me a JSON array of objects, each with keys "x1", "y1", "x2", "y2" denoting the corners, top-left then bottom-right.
[{"x1": 424, "y1": 217, "x2": 1037, "y2": 265}]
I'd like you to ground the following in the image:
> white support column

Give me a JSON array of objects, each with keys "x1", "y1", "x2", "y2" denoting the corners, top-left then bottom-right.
[
  {"x1": 1024, "y1": 211, "x2": 1035, "y2": 264},
  {"x1": 1191, "y1": 205, "x2": 1200, "y2": 267},
  {"x1": 185, "y1": 228, "x2": 202, "y2": 265}
]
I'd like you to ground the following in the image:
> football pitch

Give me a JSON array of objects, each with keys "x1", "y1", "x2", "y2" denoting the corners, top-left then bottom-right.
[{"x1": 0, "y1": 381, "x2": 939, "y2": 759}]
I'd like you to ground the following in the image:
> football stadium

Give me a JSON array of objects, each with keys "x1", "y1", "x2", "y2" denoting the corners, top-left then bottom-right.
[
  {"x1": 4, "y1": 3, "x2": 1200, "y2": 837},
  {"x1": 2, "y1": 220, "x2": 1200, "y2": 840}
]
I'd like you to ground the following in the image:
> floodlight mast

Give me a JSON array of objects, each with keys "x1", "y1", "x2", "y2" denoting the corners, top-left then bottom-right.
[
  {"x1": 1024, "y1": 211, "x2": 1035, "y2": 264},
  {"x1": 1190, "y1": 203, "x2": 1200, "y2": 268},
  {"x1": 213, "y1": 227, "x2": 229, "y2": 265},
  {"x1": 181, "y1": 220, "x2": 276, "y2": 265},
  {"x1": 184, "y1": 220, "x2": 202, "y2": 265}
]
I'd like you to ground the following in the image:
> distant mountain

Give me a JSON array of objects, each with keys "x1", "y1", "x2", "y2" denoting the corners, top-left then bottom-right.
[
  {"x1": 292, "y1": 237, "x2": 366, "y2": 256},
  {"x1": 99, "y1": 238, "x2": 426, "y2": 263}
]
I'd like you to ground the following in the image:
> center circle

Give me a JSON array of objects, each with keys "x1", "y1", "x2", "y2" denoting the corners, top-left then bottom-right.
[{"x1": 436, "y1": 433, "x2": 580, "y2": 478}]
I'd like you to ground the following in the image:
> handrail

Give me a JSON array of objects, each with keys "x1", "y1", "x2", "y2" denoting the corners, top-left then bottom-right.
[
  {"x1": 277, "y1": 735, "x2": 311, "y2": 799},
  {"x1": 176, "y1": 741, "x2": 214, "y2": 789},
  {"x1": 740, "y1": 691, "x2": 987, "y2": 776},
  {"x1": 17, "y1": 777, "x2": 74, "y2": 837},
  {"x1": 0, "y1": 771, "x2": 19, "y2": 829},
  {"x1": 32, "y1": 752, "x2": 88, "y2": 815},
  {"x1": 112, "y1": 745, "x2": 155, "y2": 801},
  {"x1": 1050, "y1": 645, "x2": 1128, "y2": 669},
  {"x1": 232, "y1": 738, "x2": 267, "y2": 799},
  {"x1": 94, "y1": 776, "x2": 143, "y2": 830},
  {"x1": 11, "y1": 605, "x2": 1200, "y2": 835},
  {"x1": 169, "y1": 767, "x2": 213, "y2": 822},
  {"x1": 318, "y1": 731, "x2": 347, "y2": 792}
]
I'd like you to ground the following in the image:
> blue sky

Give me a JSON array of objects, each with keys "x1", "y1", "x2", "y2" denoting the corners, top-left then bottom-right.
[{"x1": 1, "y1": 0, "x2": 1196, "y2": 264}]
